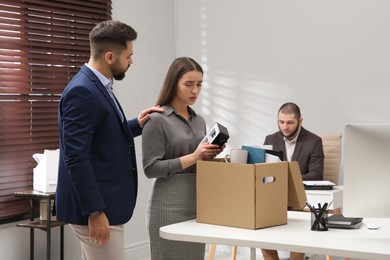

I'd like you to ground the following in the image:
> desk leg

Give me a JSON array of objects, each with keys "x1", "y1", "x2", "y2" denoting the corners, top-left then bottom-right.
[
  {"x1": 29, "y1": 199, "x2": 34, "y2": 260},
  {"x1": 60, "y1": 225, "x2": 64, "y2": 260},
  {"x1": 207, "y1": 244, "x2": 216, "y2": 260},
  {"x1": 47, "y1": 198, "x2": 51, "y2": 260},
  {"x1": 250, "y1": 247, "x2": 256, "y2": 260},
  {"x1": 30, "y1": 228, "x2": 34, "y2": 260},
  {"x1": 332, "y1": 208, "x2": 342, "y2": 214}
]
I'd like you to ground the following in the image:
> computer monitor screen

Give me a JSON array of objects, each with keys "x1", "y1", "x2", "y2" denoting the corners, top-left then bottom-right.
[{"x1": 343, "y1": 124, "x2": 390, "y2": 218}]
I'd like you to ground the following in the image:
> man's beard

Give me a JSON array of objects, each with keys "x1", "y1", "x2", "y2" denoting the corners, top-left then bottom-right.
[
  {"x1": 111, "y1": 62, "x2": 129, "y2": 81},
  {"x1": 280, "y1": 124, "x2": 300, "y2": 139},
  {"x1": 113, "y1": 71, "x2": 126, "y2": 81}
]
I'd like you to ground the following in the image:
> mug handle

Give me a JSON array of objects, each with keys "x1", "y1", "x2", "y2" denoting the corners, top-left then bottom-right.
[{"x1": 224, "y1": 154, "x2": 231, "y2": 163}]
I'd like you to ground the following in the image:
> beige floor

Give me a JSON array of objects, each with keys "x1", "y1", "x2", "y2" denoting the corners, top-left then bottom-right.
[
  {"x1": 137, "y1": 249, "x2": 328, "y2": 260},
  {"x1": 137, "y1": 246, "x2": 351, "y2": 260}
]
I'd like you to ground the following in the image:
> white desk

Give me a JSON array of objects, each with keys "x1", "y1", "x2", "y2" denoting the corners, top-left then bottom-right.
[
  {"x1": 160, "y1": 211, "x2": 390, "y2": 260},
  {"x1": 305, "y1": 186, "x2": 343, "y2": 211}
]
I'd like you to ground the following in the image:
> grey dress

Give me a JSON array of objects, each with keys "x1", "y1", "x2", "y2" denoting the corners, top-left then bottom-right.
[{"x1": 142, "y1": 105, "x2": 206, "y2": 260}]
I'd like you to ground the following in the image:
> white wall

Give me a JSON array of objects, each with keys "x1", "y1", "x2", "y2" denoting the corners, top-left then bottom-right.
[
  {"x1": 112, "y1": 0, "x2": 176, "y2": 259},
  {"x1": 0, "y1": 1, "x2": 176, "y2": 260},
  {"x1": 176, "y1": 0, "x2": 390, "y2": 154},
  {"x1": 175, "y1": 1, "x2": 390, "y2": 256}
]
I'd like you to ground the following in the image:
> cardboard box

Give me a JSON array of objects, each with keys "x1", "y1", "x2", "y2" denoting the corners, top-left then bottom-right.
[
  {"x1": 196, "y1": 160, "x2": 306, "y2": 229},
  {"x1": 33, "y1": 149, "x2": 59, "y2": 192},
  {"x1": 197, "y1": 161, "x2": 289, "y2": 229},
  {"x1": 287, "y1": 161, "x2": 307, "y2": 211}
]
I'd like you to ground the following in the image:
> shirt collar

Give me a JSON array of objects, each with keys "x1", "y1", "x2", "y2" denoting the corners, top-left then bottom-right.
[
  {"x1": 163, "y1": 104, "x2": 197, "y2": 118},
  {"x1": 85, "y1": 63, "x2": 112, "y2": 91}
]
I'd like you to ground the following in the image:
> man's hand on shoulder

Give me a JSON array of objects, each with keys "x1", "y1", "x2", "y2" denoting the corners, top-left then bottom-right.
[{"x1": 138, "y1": 105, "x2": 164, "y2": 128}]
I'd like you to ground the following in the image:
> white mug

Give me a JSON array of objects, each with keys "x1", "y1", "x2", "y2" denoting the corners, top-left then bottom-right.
[{"x1": 225, "y1": 149, "x2": 248, "y2": 164}]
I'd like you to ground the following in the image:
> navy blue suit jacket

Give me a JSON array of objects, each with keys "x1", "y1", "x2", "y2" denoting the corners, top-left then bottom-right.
[
  {"x1": 264, "y1": 127, "x2": 324, "y2": 180},
  {"x1": 56, "y1": 65, "x2": 142, "y2": 225}
]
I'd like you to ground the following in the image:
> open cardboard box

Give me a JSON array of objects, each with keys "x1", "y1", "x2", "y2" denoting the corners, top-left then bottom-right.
[{"x1": 196, "y1": 160, "x2": 306, "y2": 229}]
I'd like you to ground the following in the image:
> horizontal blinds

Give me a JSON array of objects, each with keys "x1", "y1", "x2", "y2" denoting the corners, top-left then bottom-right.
[{"x1": 0, "y1": 0, "x2": 112, "y2": 221}]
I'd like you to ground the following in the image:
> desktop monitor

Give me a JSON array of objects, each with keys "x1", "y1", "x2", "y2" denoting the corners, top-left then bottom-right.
[{"x1": 343, "y1": 123, "x2": 390, "y2": 218}]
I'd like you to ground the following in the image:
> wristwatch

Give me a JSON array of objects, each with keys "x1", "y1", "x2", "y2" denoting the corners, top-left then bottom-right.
[{"x1": 89, "y1": 210, "x2": 103, "y2": 217}]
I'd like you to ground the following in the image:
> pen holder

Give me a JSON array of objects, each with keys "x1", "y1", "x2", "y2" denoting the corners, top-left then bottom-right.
[{"x1": 310, "y1": 209, "x2": 328, "y2": 231}]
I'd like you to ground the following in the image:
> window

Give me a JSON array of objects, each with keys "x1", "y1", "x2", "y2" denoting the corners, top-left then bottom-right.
[{"x1": 0, "y1": 0, "x2": 112, "y2": 222}]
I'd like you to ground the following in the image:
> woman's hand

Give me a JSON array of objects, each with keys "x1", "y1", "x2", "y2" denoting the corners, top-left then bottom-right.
[
  {"x1": 194, "y1": 142, "x2": 223, "y2": 160},
  {"x1": 179, "y1": 142, "x2": 221, "y2": 169}
]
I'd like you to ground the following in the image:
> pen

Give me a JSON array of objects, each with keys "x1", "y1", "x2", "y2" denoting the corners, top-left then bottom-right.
[
  {"x1": 320, "y1": 202, "x2": 329, "y2": 230},
  {"x1": 306, "y1": 201, "x2": 314, "y2": 211},
  {"x1": 305, "y1": 201, "x2": 316, "y2": 214},
  {"x1": 326, "y1": 200, "x2": 333, "y2": 210},
  {"x1": 312, "y1": 202, "x2": 328, "y2": 231}
]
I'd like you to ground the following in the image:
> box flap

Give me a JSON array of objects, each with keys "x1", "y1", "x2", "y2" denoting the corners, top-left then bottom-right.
[
  {"x1": 288, "y1": 161, "x2": 307, "y2": 210},
  {"x1": 255, "y1": 162, "x2": 288, "y2": 228}
]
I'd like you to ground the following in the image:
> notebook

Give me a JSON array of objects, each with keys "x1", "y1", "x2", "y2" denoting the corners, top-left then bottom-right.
[{"x1": 328, "y1": 214, "x2": 363, "y2": 225}]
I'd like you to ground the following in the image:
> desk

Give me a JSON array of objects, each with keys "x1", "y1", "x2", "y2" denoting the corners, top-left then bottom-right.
[
  {"x1": 207, "y1": 186, "x2": 345, "y2": 259},
  {"x1": 160, "y1": 211, "x2": 390, "y2": 260},
  {"x1": 14, "y1": 190, "x2": 66, "y2": 260}
]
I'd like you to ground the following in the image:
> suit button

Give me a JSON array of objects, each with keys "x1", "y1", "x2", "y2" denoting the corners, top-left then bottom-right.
[{"x1": 128, "y1": 171, "x2": 133, "y2": 177}]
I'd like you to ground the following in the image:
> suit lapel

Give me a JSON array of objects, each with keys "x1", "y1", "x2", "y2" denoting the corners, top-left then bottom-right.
[
  {"x1": 276, "y1": 132, "x2": 288, "y2": 161},
  {"x1": 81, "y1": 65, "x2": 131, "y2": 138},
  {"x1": 292, "y1": 128, "x2": 307, "y2": 161},
  {"x1": 112, "y1": 95, "x2": 131, "y2": 137}
]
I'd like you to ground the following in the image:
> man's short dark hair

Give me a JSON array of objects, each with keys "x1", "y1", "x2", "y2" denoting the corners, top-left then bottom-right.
[
  {"x1": 89, "y1": 20, "x2": 137, "y2": 58},
  {"x1": 278, "y1": 102, "x2": 301, "y2": 119}
]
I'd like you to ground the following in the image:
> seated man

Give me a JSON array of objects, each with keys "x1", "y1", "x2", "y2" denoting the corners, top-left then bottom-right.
[
  {"x1": 264, "y1": 102, "x2": 324, "y2": 180},
  {"x1": 262, "y1": 102, "x2": 324, "y2": 260}
]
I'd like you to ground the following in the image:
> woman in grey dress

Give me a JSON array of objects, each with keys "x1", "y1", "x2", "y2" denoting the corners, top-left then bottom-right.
[{"x1": 142, "y1": 57, "x2": 224, "y2": 260}]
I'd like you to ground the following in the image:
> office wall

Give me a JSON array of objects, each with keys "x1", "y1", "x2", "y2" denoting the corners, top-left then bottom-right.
[
  {"x1": 112, "y1": 0, "x2": 176, "y2": 259},
  {"x1": 0, "y1": 1, "x2": 175, "y2": 260},
  {"x1": 175, "y1": 0, "x2": 390, "y2": 164}
]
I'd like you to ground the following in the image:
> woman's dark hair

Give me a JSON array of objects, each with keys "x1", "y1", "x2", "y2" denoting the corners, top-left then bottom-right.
[{"x1": 156, "y1": 57, "x2": 203, "y2": 106}]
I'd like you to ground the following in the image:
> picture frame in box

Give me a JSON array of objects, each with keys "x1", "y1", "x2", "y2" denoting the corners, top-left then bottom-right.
[{"x1": 200, "y1": 122, "x2": 229, "y2": 147}]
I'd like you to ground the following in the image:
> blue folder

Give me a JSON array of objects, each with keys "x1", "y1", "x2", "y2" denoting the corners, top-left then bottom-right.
[{"x1": 241, "y1": 145, "x2": 266, "y2": 164}]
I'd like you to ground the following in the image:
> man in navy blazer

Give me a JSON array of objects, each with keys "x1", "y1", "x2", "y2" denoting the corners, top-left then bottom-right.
[
  {"x1": 262, "y1": 102, "x2": 324, "y2": 260},
  {"x1": 56, "y1": 20, "x2": 162, "y2": 260}
]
